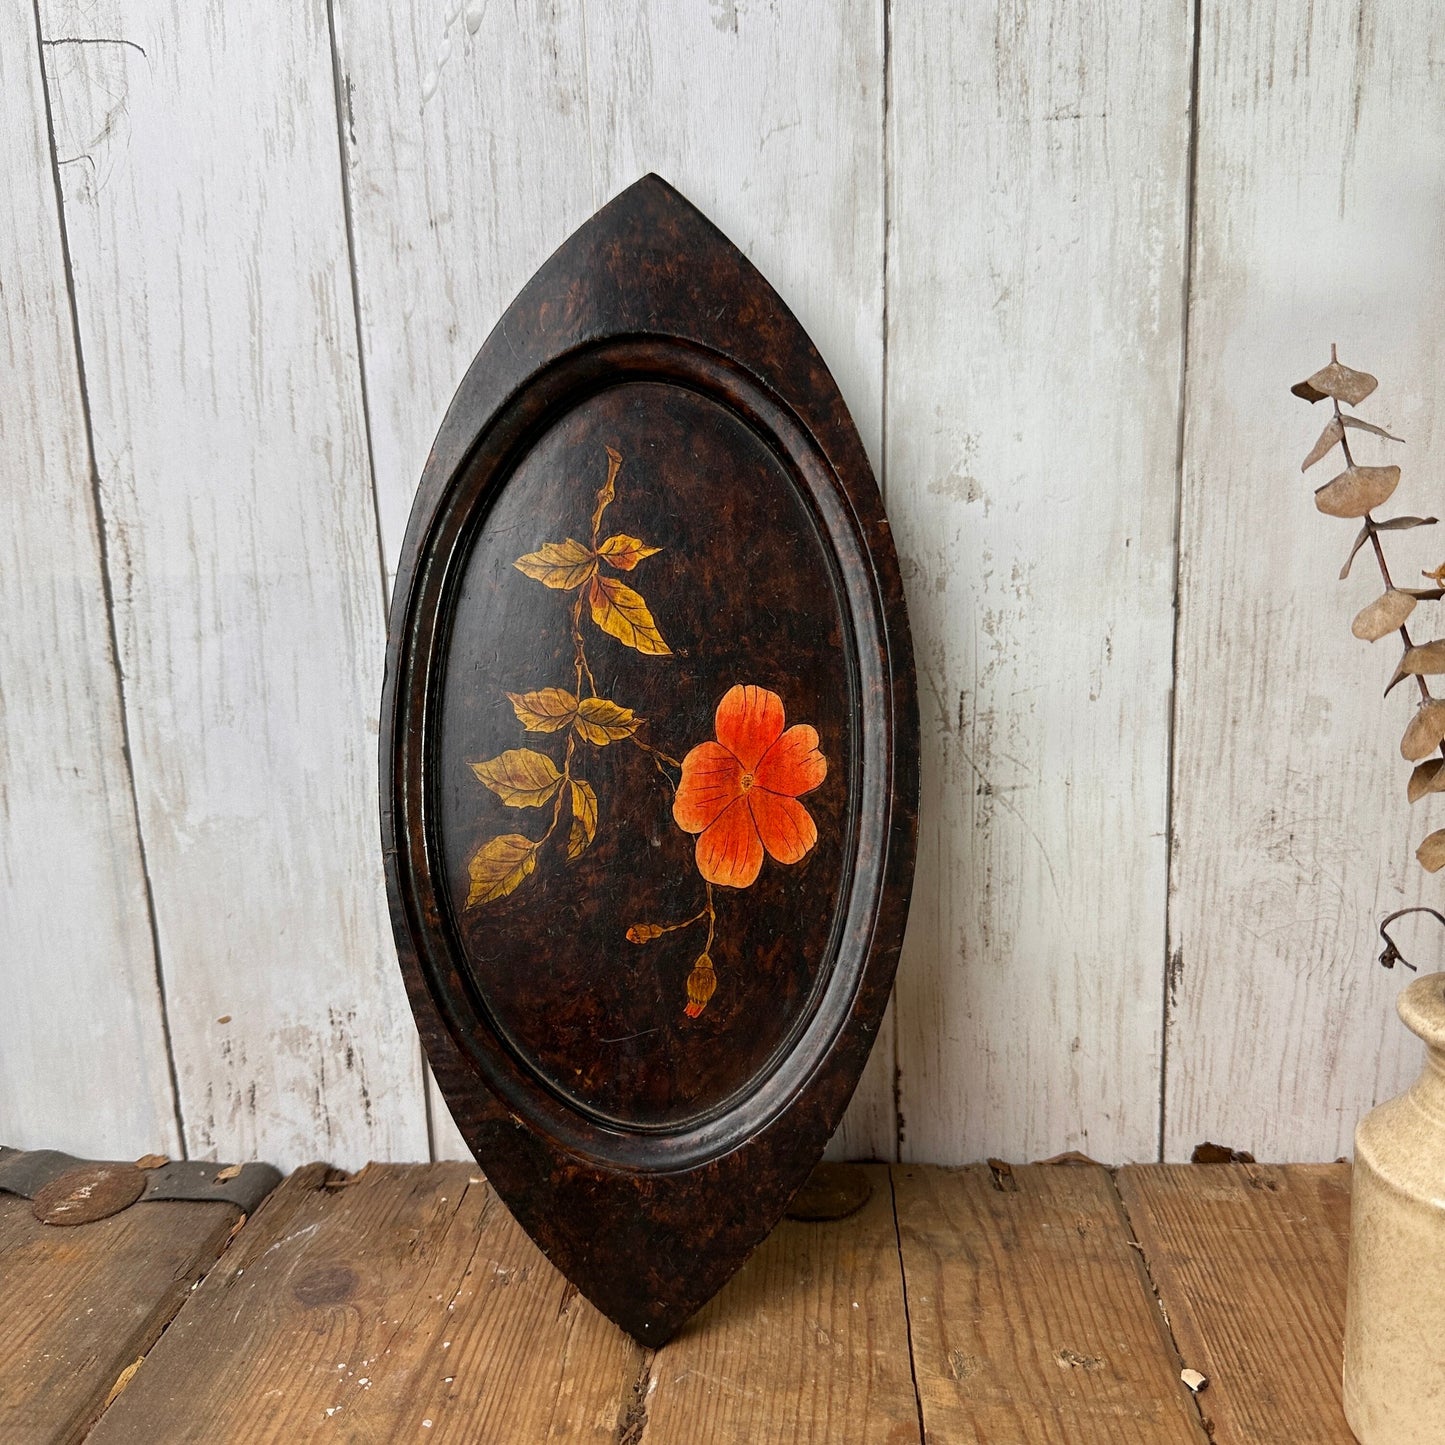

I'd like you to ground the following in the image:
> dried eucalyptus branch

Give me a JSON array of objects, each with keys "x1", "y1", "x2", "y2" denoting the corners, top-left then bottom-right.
[{"x1": 1295, "y1": 347, "x2": 1445, "y2": 967}]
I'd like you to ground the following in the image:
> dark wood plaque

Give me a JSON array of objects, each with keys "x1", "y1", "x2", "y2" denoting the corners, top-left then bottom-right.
[{"x1": 381, "y1": 175, "x2": 918, "y2": 1344}]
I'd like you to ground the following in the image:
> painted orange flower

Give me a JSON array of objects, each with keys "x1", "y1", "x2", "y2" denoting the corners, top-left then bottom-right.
[{"x1": 672, "y1": 684, "x2": 827, "y2": 888}]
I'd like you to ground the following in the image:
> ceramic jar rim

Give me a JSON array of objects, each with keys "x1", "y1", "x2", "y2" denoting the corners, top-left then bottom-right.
[{"x1": 1397, "y1": 971, "x2": 1445, "y2": 1051}]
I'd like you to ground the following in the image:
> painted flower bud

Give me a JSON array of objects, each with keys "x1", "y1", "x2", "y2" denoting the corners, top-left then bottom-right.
[{"x1": 684, "y1": 954, "x2": 716, "y2": 1018}]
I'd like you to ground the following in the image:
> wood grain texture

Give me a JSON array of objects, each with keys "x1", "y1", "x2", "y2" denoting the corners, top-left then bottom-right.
[
  {"x1": 635, "y1": 1164, "x2": 919, "y2": 1444},
  {"x1": 86, "y1": 1164, "x2": 643, "y2": 1444},
  {"x1": 36, "y1": 0, "x2": 427, "y2": 1169},
  {"x1": 1117, "y1": 1164, "x2": 1353, "y2": 1443},
  {"x1": 5, "y1": 1162, "x2": 1365, "y2": 1443},
  {"x1": 336, "y1": 0, "x2": 897, "y2": 1161},
  {"x1": 1166, "y1": 1, "x2": 1445, "y2": 1160},
  {"x1": 0, "y1": 12, "x2": 178, "y2": 1159},
  {"x1": 0, "y1": 1192, "x2": 238, "y2": 1445},
  {"x1": 887, "y1": 3, "x2": 1192, "y2": 1163},
  {"x1": 894, "y1": 1164, "x2": 1207, "y2": 1444}
]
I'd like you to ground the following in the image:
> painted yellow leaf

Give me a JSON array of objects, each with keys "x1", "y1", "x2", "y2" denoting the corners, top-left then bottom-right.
[
  {"x1": 1351, "y1": 589, "x2": 1416, "y2": 642},
  {"x1": 574, "y1": 696, "x2": 641, "y2": 744},
  {"x1": 507, "y1": 688, "x2": 579, "y2": 732},
  {"x1": 1291, "y1": 358, "x2": 1378, "y2": 406},
  {"x1": 590, "y1": 446, "x2": 622, "y2": 536},
  {"x1": 626, "y1": 923, "x2": 664, "y2": 944},
  {"x1": 1314, "y1": 465, "x2": 1400, "y2": 519},
  {"x1": 567, "y1": 779, "x2": 598, "y2": 860},
  {"x1": 471, "y1": 748, "x2": 563, "y2": 807},
  {"x1": 466, "y1": 834, "x2": 537, "y2": 907},
  {"x1": 514, "y1": 538, "x2": 597, "y2": 590},
  {"x1": 1301, "y1": 417, "x2": 1343, "y2": 471},
  {"x1": 1401, "y1": 699, "x2": 1445, "y2": 761},
  {"x1": 597, "y1": 534, "x2": 662, "y2": 571},
  {"x1": 1408, "y1": 758, "x2": 1445, "y2": 804},
  {"x1": 1418, "y1": 829, "x2": 1445, "y2": 873},
  {"x1": 1386, "y1": 639, "x2": 1445, "y2": 697},
  {"x1": 588, "y1": 574, "x2": 671, "y2": 655}
]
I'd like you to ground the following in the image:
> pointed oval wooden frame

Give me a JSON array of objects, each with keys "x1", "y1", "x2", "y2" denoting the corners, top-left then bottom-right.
[{"x1": 381, "y1": 175, "x2": 918, "y2": 1343}]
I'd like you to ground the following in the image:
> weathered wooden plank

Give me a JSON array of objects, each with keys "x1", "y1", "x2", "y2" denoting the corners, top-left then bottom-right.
[
  {"x1": 1118, "y1": 1164, "x2": 1353, "y2": 1443},
  {"x1": 637, "y1": 1164, "x2": 919, "y2": 1444},
  {"x1": 583, "y1": 0, "x2": 885, "y2": 468},
  {"x1": 0, "y1": 10, "x2": 178, "y2": 1157},
  {"x1": 583, "y1": 9, "x2": 895, "y2": 1158},
  {"x1": 583, "y1": 1, "x2": 894, "y2": 1158},
  {"x1": 87, "y1": 1164, "x2": 641, "y2": 1443},
  {"x1": 1166, "y1": 0, "x2": 1445, "y2": 1162},
  {"x1": 894, "y1": 1164, "x2": 1207, "y2": 1443},
  {"x1": 36, "y1": 0, "x2": 427, "y2": 1169},
  {"x1": 886, "y1": 3, "x2": 1192, "y2": 1162},
  {"x1": 330, "y1": 0, "x2": 595, "y2": 582},
  {"x1": 0, "y1": 1192, "x2": 238, "y2": 1445},
  {"x1": 334, "y1": 0, "x2": 895, "y2": 1159},
  {"x1": 330, "y1": 0, "x2": 597, "y2": 1166}
]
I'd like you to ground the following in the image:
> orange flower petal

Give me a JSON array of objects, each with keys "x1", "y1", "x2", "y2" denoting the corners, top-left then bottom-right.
[
  {"x1": 695, "y1": 797, "x2": 764, "y2": 888},
  {"x1": 747, "y1": 789, "x2": 818, "y2": 866},
  {"x1": 714, "y1": 684, "x2": 785, "y2": 771},
  {"x1": 673, "y1": 742, "x2": 744, "y2": 834},
  {"x1": 754, "y1": 724, "x2": 827, "y2": 797}
]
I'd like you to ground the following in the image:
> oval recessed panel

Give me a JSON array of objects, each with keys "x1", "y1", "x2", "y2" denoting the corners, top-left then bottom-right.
[
  {"x1": 382, "y1": 175, "x2": 917, "y2": 1343},
  {"x1": 436, "y1": 380, "x2": 857, "y2": 1130}
]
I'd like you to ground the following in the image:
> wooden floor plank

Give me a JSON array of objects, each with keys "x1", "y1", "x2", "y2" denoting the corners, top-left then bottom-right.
[
  {"x1": 894, "y1": 1164, "x2": 1208, "y2": 1444},
  {"x1": 1117, "y1": 1163, "x2": 1353, "y2": 1444},
  {"x1": 637, "y1": 1164, "x2": 920, "y2": 1445},
  {"x1": 0, "y1": 1192, "x2": 239, "y2": 1445},
  {"x1": 84, "y1": 1164, "x2": 641, "y2": 1443}
]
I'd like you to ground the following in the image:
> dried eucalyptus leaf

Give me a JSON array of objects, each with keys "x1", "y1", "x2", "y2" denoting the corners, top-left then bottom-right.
[
  {"x1": 1349, "y1": 518, "x2": 1441, "y2": 577},
  {"x1": 1401, "y1": 639, "x2": 1445, "y2": 674},
  {"x1": 1340, "y1": 525, "x2": 1371, "y2": 579},
  {"x1": 1292, "y1": 359, "x2": 1379, "y2": 406},
  {"x1": 1343, "y1": 415, "x2": 1404, "y2": 443},
  {"x1": 1352, "y1": 589, "x2": 1417, "y2": 641},
  {"x1": 1315, "y1": 465, "x2": 1401, "y2": 518},
  {"x1": 1402, "y1": 587, "x2": 1445, "y2": 600},
  {"x1": 1418, "y1": 829, "x2": 1445, "y2": 873},
  {"x1": 1408, "y1": 758, "x2": 1445, "y2": 804},
  {"x1": 1387, "y1": 640, "x2": 1445, "y2": 696},
  {"x1": 1302, "y1": 418, "x2": 1343, "y2": 471},
  {"x1": 1402, "y1": 699, "x2": 1445, "y2": 761}
]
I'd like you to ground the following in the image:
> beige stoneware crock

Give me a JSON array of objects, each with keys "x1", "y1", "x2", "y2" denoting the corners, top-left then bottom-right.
[{"x1": 1344, "y1": 971, "x2": 1445, "y2": 1442}]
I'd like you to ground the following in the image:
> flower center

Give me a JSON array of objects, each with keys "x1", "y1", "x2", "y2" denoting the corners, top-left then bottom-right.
[{"x1": 740, "y1": 772, "x2": 755, "y2": 792}]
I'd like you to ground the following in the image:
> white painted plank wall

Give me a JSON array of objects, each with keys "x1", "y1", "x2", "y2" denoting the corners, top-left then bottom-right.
[
  {"x1": 1167, "y1": 0, "x2": 1445, "y2": 1160},
  {"x1": 0, "y1": 10, "x2": 179, "y2": 1159},
  {"x1": 32, "y1": 0, "x2": 427, "y2": 1168},
  {"x1": 887, "y1": 2, "x2": 1191, "y2": 1163},
  {"x1": 5, "y1": 1, "x2": 1443, "y2": 1169}
]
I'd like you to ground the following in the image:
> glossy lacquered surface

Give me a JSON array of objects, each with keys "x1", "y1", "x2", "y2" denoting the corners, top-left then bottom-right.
[{"x1": 381, "y1": 175, "x2": 918, "y2": 1341}]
